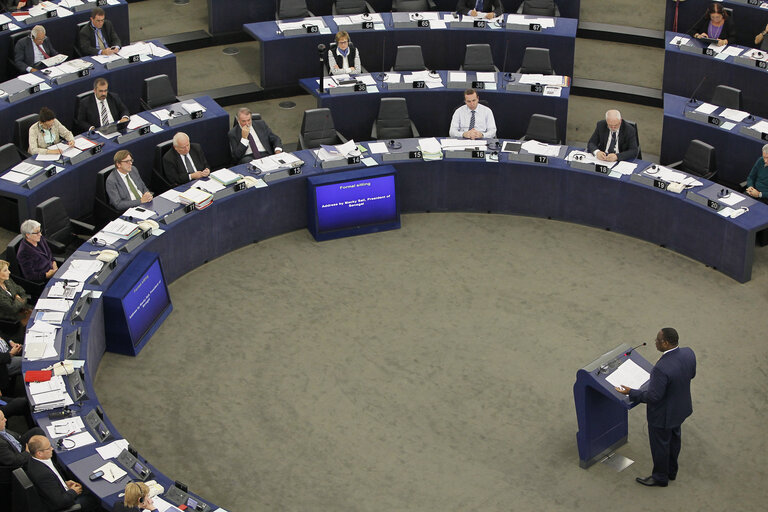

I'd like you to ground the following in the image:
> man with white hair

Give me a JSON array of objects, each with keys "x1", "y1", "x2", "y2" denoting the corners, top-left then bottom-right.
[
  {"x1": 162, "y1": 132, "x2": 211, "y2": 188},
  {"x1": 586, "y1": 109, "x2": 639, "y2": 162},
  {"x1": 745, "y1": 144, "x2": 768, "y2": 204},
  {"x1": 14, "y1": 25, "x2": 59, "y2": 73}
]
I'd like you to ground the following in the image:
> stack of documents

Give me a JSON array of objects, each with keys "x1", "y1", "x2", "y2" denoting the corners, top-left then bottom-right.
[
  {"x1": 193, "y1": 179, "x2": 224, "y2": 195},
  {"x1": 643, "y1": 165, "x2": 703, "y2": 187},
  {"x1": 518, "y1": 74, "x2": 569, "y2": 86},
  {"x1": 102, "y1": 219, "x2": 141, "y2": 239},
  {"x1": 251, "y1": 152, "x2": 304, "y2": 173},
  {"x1": 317, "y1": 140, "x2": 359, "y2": 162},
  {"x1": 418, "y1": 138, "x2": 443, "y2": 160},
  {"x1": 29, "y1": 376, "x2": 73, "y2": 412},
  {"x1": 178, "y1": 187, "x2": 213, "y2": 209},
  {"x1": 46, "y1": 415, "x2": 85, "y2": 439},
  {"x1": 1, "y1": 162, "x2": 44, "y2": 184},
  {"x1": 46, "y1": 280, "x2": 83, "y2": 300},
  {"x1": 506, "y1": 14, "x2": 556, "y2": 28},
  {"x1": 210, "y1": 168, "x2": 241, "y2": 185},
  {"x1": 521, "y1": 140, "x2": 562, "y2": 156},
  {"x1": 96, "y1": 439, "x2": 130, "y2": 460},
  {"x1": 181, "y1": 100, "x2": 206, "y2": 114},
  {"x1": 24, "y1": 321, "x2": 58, "y2": 360},
  {"x1": 59, "y1": 259, "x2": 104, "y2": 282},
  {"x1": 40, "y1": 54, "x2": 68, "y2": 68}
]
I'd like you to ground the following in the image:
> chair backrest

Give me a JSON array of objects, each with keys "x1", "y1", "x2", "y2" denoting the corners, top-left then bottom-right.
[
  {"x1": 36, "y1": 197, "x2": 71, "y2": 246},
  {"x1": 11, "y1": 466, "x2": 46, "y2": 512},
  {"x1": 14, "y1": 114, "x2": 39, "y2": 154},
  {"x1": 300, "y1": 108, "x2": 340, "y2": 149},
  {"x1": 6, "y1": 235, "x2": 25, "y2": 278},
  {"x1": 519, "y1": 47, "x2": 554, "y2": 75},
  {"x1": 277, "y1": 0, "x2": 310, "y2": 19},
  {"x1": 143, "y1": 74, "x2": 176, "y2": 109},
  {"x1": 462, "y1": 44, "x2": 496, "y2": 72},
  {"x1": 682, "y1": 139, "x2": 716, "y2": 178},
  {"x1": 393, "y1": 45, "x2": 426, "y2": 71},
  {"x1": 374, "y1": 97, "x2": 415, "y2": 139},
  {"x1": 152, "y1": 140, "x2": 175, "y2": 194},
  {"x1": 73, "y1": 90, "x2": 91, "y2": 119},
  {"x1": 94, "y1": 166, "x2": 119, "y2": 228},
  {"x1": 334, "y1": 0, "x2": 368, "y2": 14},
  {"x1": 0, "y1": 143, "x2": 23, "y2": 171},
  {"x1": 96, "y1": 166, "x2": 113, "y2": 204},
  {"x1": 520, "y1": 0, "x2": 558, "y2": 16},
  {"x1": 710, "y1": 85, "x2": 742, "y2": 110},
  {"x1": 524, "y1": 114, "x2": 559, "y2": 144},
  {"x1": 392, "y1": 0, "x2": 431, "y2": 11},
  {"x1": 625, "y1": 120, "x2": 641, "y2": 160},
  {"x1": 73, "y1": 20, "x2": 89, "y2": 56}
]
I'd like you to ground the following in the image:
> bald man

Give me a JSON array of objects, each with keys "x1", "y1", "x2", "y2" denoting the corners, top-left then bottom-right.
[
  {"x1": 586, "y1": 109, "x2": 639, "y2": 162},
  {"x1": 162, "y1": 132, "x2": 211, "y2": 188}
]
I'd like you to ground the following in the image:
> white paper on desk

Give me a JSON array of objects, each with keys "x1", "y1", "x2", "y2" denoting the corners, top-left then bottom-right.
[
  {"x1": 521, "y1": 140, "x2": 561, "y2": 156},
  {"x1": 41, "y1": 54, "x2": 68, "y2": 67},
  {"x1": 55, "y1": 7, "x2": 73, "y2": 17},
  {"x1": 47, "y1": 416, "x2": 85, "y2": 438},
  {"x1": 718, "y1": 206, "x2": 736, "y2": 217},
  {"x1": 127, "y1": 114, "x2": 149, "y2": 130},
  {"x1": 448, "y1": 71, "x2": 466, "y2": 83},
  {"x1": 670, "y1": 36, "x2": 691, "y2": 45},
  {"x1": 694, "y1": 102, "x2": 718, "y2": 115},
  {"x1": 606, "y1": 359, "x2": 650, "y2": 390},
  {"x1": 47, "y1": 280, "x2": 84, "y2": 299},
  {"x1": 543, "y1": 85, "x2": 561, "y2": 97},
  {"x1": 715, "y1": 52, "x2": 729, "y2": 61},
  {"x1": 27, "y1": 320, "x2": 57, "y2": 335},
  {"x1": 613, "y1": 161, "x2": 637, "y2": 175},
  {"x1": 98, "y1": 461, "x2": 127, "y2": 483},
  {"x1": 349, "y1": 13, "x2": 383, "y2": 23},
  {"x1": 123, "y1": 207, "x2": 156, "y2": 220},
  {"x1": 425, "y1": 81, "x2": 442, "y2": 89},
  {"x1": 1, "y1": 171, "x2": 28, "y2": 184},
  {"x1": 333, "y1": 16, "x2": 351, "y2": 25},
  {"x1": 719, "y1": 121, "x2": 736, "y2": 131},
  {"x1": 476, "y1": 72, "x2": 496, "y2": 82},
  {"x1": 362, "y1": 157, "x2": 378, "y2": 167},
  {"x1": 59, "y1": 0, "x2": 84, "y2": 7},
  {"x1": 719, "y1": 108, "x2": 749, "y2": 122},
  {"x1": 0, "y1": 14, "x2": 10, "y2": 24},
  {"x1": 358, "y1": 74, "x2": 377, "y2": 86},
  {"x1": 213, "y1": 508, "x2": 231, "y2": 512},
  {"x1": 743, "y1": 48, "x2": 768, "y2": 61},
  {"x1": 181, "y1": 100, "x2": 206, "y2": 114},
  {"x1": 418, "y1": 138, "x2": 442, "y2": 153},
  {"x1": 442, "y1": 138, "x2": 487, "y2": 149},
  {"x1": 96, "y1": 439, "x2": 130, "y2": 460},
  {"x1": 17, "y1": 73, "x2": 45, "y2": 86},
  {"x1": 34, "y1": 153, "x2": 60, "y2": 162},
  {"x1": 194, "y1": 179, "x2": 225, "y2": 194},
  {"x1": 384, "y1": 73, "x2": 401, "y2": 84},
  {"x1": 366, "y1": 85, "x2": 380, "y2": 93},
  {"x1": 368, "y1": 142, "x2": 388, "y2": 154},
  {"x1": 429, "y1": 20, "x2": 447, "y2": 29},
  {"x1": 96, "y1": 129, "x2": 120, "y2": 139},
  {"x1": 148, "y1": 43, "x2": 172, "y2": 57},
  {"x1": 35, "y1": 311, "x2": 66, "y2": 325},
  {"x1": 719, "y1": 192, "x2": 747, "y2": 206},
  {"x1": 61, "y1": 147, "x2": 81, "y2": 159},
  {"x1": 707, "y1": 42, "x2": 725, "y2": 54},
  {"x1": 12, "y1": 162, "x2": 43, "y2": 175},
  {"x1": 34, "y1": 299, "x2": 73, "y2": 312},
  {"x1": 158, "y1": 189, "x2": 181, "y2": 203},
  {"x1": 751, "y1": 120, "x2": 768, "y2": 133},
  {"x1": 91, "y1": 54, "x2": 122, "y2": 64}
]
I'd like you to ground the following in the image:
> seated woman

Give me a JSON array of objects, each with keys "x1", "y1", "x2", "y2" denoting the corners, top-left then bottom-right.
[
  {"x1": 689, "y1": 2, "x2": 736, "y2": 47},
  {"x1": 28, "y1": 107, "x2": 75, "y2": 156},
  {"x1": 16, "y1": 219, "x2": 57, "y2": 282},
  {"x1": 327, "y1": 30, "x2": 362, "y2": 76},
  {"x1": 0, "y1": 259, "x2": 31, "y2": 343},
  {"x1": 113, "y1": 482, "x2": 159, "y2": 512}
]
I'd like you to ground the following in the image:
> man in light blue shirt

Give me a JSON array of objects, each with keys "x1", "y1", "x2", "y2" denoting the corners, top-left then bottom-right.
[{"x1": 449, "y1": 88, "x2": 497, "y2": 140}]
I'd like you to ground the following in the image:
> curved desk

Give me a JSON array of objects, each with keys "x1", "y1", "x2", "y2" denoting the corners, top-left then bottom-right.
[
  {"x1": 0, "y1": 0, "x2": 130, "y2": 82},
  {"x1": 0, "y1": 42, "x2": 176, "y2": 145},
  {"x1": 0, "y1": 96, "x2": 230, "y2": 230},
  {"x1": 245, "y1": 13, "x2": 576, "y2": 89},
  {"x1": 664, "y1": 0, "x2": 768, "y2": 47},
  {"x1": 299, "y1": 70, "x2": 569, "y2": 141}
]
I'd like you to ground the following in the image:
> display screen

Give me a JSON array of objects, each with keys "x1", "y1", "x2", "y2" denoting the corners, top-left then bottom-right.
[
  {"x1": 314, "y1": 174, "x2": 397, "y2": 233},
  {"x1": 121, "y1": 259, "x2": 170, "y2": 346}
]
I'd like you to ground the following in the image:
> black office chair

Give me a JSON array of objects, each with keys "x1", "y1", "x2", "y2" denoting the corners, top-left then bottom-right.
[
  {"x1": 517, "y1": 0, "x2": 560, "y2": 16},
  {"x1": 73, "y1": 21, "x2": 89, "y2": 57},
  {"x1": 461, "y1": 44, "x2": 498, "y2": 72},
  {"x1": 298, "y1": 108, "x2": 348, "y2": 149},
  {"x1": 7, "y1": 30, "x2": 30, "y2": 78},
  {"x1": 141, "y1": 74, "x2": 177, "y2": 110},
  {"x1": 35, "y1": 197, "x2": 96, "y2": 257},
  {"x1": 152, "y1": 140, "x2": 175, "y2": 195},
  {"x1": 94, "y1": 166, "x2": 122, "y2": 229},
  {"x1": 518, "y1": 47, "x2": 555, "y2": 75},
  {"x1": 13, "y1": 114, "x2": 39, "y2": 158},
  {"x1": 0, "y1": 143, "x2": 24, "y2": 171},
  {"x1": 5, "y1": 235, "x2": 46, "y2": 302},
  {"x1": 392, "y1": 0, "x2": 436, "y2": 11},
  {"x1": 669, "y1": 139, "x2": 717, "y2": 181},
  {"x1": 332, "y1": 0, "x2": 373, "y2": 14},
  {"x1": 392, "y1": 45, "x2": 427, "y2": 72},
  {"x1": 12, "y1": 468, "x2": 81, "y2": 512},
  {"x1": 521, "y1": 114, "x2": 560, "y2": 144},
  {"x1": 371, "y1": 98, "x2": 420, "y2": 139},
  {"x1": 625, "y1": 120, "x2": 642, "y2": 160},
  {"x1": 710, "y1": 85, "x2": 742, "y2": 110},
  {"x1": 276, "y1": 0, "x2": 314, "y2": 19}
]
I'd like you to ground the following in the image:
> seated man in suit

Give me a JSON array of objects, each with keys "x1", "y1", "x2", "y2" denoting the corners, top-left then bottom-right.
[
  {"x1": 26, "y1": 435, "x2": 100, "y2": 511},
  {"x1": 228, "y1": 107, "x2": 283, "y2": 165},
  {"x1": 14, "y1": 25, "x2": 59, "y2": 74},
  {"x1": 106, "y1": 150, "x2": 152, "y2": 211},
  {"x1": 79, "y1": 7, "x2": 121, "y2": 56},
  {"x1": 587, "y1": 109, "x2": 639, "y2": 162},
  {"x1": 746, "y1": 144, "x2": 768, "y2": 204},
  {"x1": 0, "y1": 410, "x2": 45, "y2": 509},
  {"x1": 162, "y1": 132, "x2": 211, "y2": 188},
  {"x1": 456, "y1": 0, "x2": 503, "y2": 19},
  {"x1": 75, "y1": 77, "x2": 130, "y2": 133}
]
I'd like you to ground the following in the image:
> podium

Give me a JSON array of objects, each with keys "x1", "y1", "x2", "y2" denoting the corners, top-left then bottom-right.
[{"x1": 573, "y1": 343, "x2": 654, "y2": 468}]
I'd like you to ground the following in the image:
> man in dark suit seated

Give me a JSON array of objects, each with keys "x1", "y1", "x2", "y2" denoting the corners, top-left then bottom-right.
[
  {"x1": 586, "y1": 109, "x2": 639, "y2": 162},
  {"x1": 228, "y1": 107, "x2": 283, "y2": 165},
  {"x1": 25, "y1": 435, "x2": 101, "y2": 511},
  {"x1": 14, "y1": 25, "x2": 58, "y2": 74},
  {"x1": 162, "y1": 132, "x2": 211, "y2": 188},
  {"x1": 106, "y1": 150, "x2": 152, "y2": 211},
  {"x1": 456, "y1": 0, "x2": 503, "y2": 19},
  {"x1": 75, "y1": 77, "x2": 130, "y2": 133},
  {"x1": 0, "y1": 410, "x2": 44, "y2": 510},
  {"x1": 78, "y1": 7, "x2": 121, "y2": 56}
]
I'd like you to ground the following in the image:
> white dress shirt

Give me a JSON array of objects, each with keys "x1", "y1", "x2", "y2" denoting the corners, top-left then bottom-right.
[
  {"x1": 240, "y1": 125, "x2": 267, "y2": 157},
  {"x1": 449, "y1": 103, "x2": 497, "y2": 138},
  {"x1": 96, "y1": 96, "x2": 115, "y2": 125}
]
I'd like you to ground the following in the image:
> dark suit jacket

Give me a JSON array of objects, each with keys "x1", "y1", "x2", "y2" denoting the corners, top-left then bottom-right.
[
  {"x1": 586, "y1": 119, "x2": 639, "y2": 162},
  {"x1": 13, "y1": 36, "x2": 58, "y2": 73},
  {"x1": 629, "y1": 347, "x2": 696, "y2": 429},
  {"x1": 162, "y1": 143, "x2": 210, "y2": 188},
  {"x1": 456, "y1": 0, "x2": 502, "y2": 15},
  {"x1": 25, "y1": 457, "x2": 78, "y2": 511},
  {"x1": 0, "y1": 428, "x2": 29, "y2": 485},
  {"x1": 106, "y1": 166, "x2": 149, "y2": 211},
  {"x1": 228, "y1": 121, "x2": 282, "y2": 164},
  {"x1": 78, "y1": 19, "x2": 121, "y2": 56},
  {"x1": 16, "y1": 237, "x2": 53, "y2": 282},
  {"x1": 688, "y1": 16, "x2": 737, "y2": 44},
  {"x1": 75, "y1": 92, "x2": 130, "y2": 133}
]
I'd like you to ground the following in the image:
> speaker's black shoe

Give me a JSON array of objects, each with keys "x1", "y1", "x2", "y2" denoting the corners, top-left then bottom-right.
[{"x1": 636, "y1": 476, "x2": 668, "y2": 487}]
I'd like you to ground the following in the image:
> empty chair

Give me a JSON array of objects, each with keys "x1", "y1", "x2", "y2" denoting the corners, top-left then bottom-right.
[
  {"x1": 517, "y1": 0, "x2": 560, "y2": 16},
  {"x1": 521, "y1": 114, "x2": 560, "y2": 144},
  {"x1": 5, "y1": 235, "x2": 45, "y2": 302},
  {"x1": 12, "y1": 467, "x2": 82, "y2": 512},
  {"x1": 298, "y1": 108, "x2": 348, "y2": 149},
  {"x1": 94, "y1": 166, "x2": 121, "y2": 229},
  {"x1": 152, "y1": 140, "x2": 175, "y2": 195},
  {"x1": 393, "y1": 45, "x2": 426, "y2": 72},
  {"x1": 371, "y1": 98, "x2": 420, "y2": 139},
  {"x1": 518, "y1": 47, "x2": 554, "y2": 75},
  {"x1": 13, "y1": 114, "x2": 39, "y2": 157},
  {"x1": 141, "y1": 74, "x2": 177, "y2": 109},
  {"x1": 276, "y1": 0, "x2": 314, "y2": 19},
  {"x1": 710, "y1": 85, "x2": 742, "y2": 110},
  {"x1": 670, "y1": 139, "x2": 717, "y2": 180},
  {"x1": 0, "y1": 143, "x2": 23, "y2": 171},
  {"x1": 332, "y1": 0, "x2": 373, "y2": 15},
  {"x1": 35, "y1": 197, "x2": 95, "y2": 257},
  {"x1": 461, "y1": 44, "x2": 498, "y2": 72},
  {"x1": 625, "y1": 120, "x2": 642, "y2": 160},
  {"x1": 392, "y1": 0, "x2": 436, "y2": 11}
]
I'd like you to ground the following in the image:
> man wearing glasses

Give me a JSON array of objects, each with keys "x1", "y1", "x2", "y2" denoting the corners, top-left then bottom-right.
[
  {"x1": 106, "y1": 150, "x2": 152, "y2": 211},
  {"x1": 78, "y1": 7, "x2": 121, "y2": 56}
]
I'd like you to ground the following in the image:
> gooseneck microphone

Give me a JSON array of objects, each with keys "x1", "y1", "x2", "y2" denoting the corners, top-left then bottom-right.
[
  {"x1": 317, "y1": 43, "x2": 326, "y2": 93},
  {"x1": 686, "y1": 75, "x2": 707, "y2": 109},
  {"x1": 624, "y1": 342, "x2": 646, "y2": 356}
]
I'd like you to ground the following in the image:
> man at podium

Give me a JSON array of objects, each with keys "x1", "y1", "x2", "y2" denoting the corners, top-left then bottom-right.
[{"x1": 615, "y1": 328, "x2": 696, "y2": 487}]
